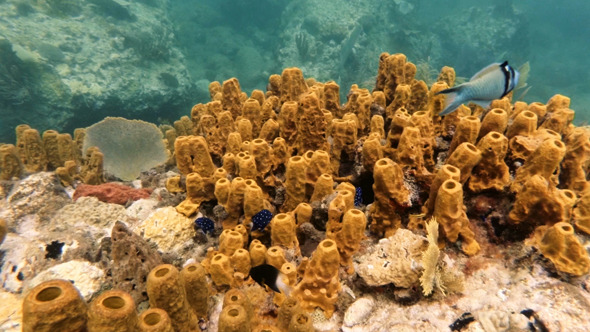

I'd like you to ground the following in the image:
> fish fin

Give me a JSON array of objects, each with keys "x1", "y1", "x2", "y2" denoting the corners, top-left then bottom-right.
[
  {"x1": 515, "y1": 62, "x2": 530, "y2": 90},
  {"x1": 469, "y1": 62, "x2": 502, "y2": 81},
  {"x1": 471, "y1": 100, "x2": 491, "y2": 109},
  {"x1": 437, "y1": 85, "x2": 467, "y2": 116},
  {"x1": 275, "y1": 275, "x2": 292, "y2": 297}
]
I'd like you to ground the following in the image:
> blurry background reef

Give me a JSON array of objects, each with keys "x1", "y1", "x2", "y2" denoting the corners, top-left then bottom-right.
[{"x1": 1, "y1": 0, "x2": 590, "y2": 143}]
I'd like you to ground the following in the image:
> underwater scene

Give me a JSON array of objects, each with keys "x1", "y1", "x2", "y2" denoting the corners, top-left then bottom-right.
[{"x1": 1, "y1": 0, "x2": 590, "y2": 331}]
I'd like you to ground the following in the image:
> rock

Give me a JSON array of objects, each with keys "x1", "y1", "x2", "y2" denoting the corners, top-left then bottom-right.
[
  {"x1": 0, "y1": 1, "x2": 194, "y2": 143},
  {"x1": 137, "y1": 206, "x2": 196, "y2": 253},
  {"x1": 25, "y1": 260, "x2": 104, "y2": 301},
  {"x1": 344, "y1": 297, "x2": 375, "y2": 327},
  {"x1": 48, "y1": 196, "x2": 134, "y2": 233},
  {"x1": 73, "y1": 183, "x2": 152, "y2": 205},
  {"x1": 5, "y1": 172, "x2": 70, "y2": 223},
  {"x1": 0, "y1": 290, "x2": 22, "y2": 331},
  {"x1": 0, "y1": 230, "x2": 46, "y2": 292},
  {"x1": 126, "y1": 198, "x2": 159, "y2": 221},
  {"x1": 356, "y1": 229, "x2": 428, "y2": 288},
  {"x1": 106, "y1": 221, "x2": 163, "y2": 304}
]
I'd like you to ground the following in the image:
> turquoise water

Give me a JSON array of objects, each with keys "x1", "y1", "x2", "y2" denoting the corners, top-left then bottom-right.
[{"x1": 0, "y1": 0, "x2": 589, "y2": 143}]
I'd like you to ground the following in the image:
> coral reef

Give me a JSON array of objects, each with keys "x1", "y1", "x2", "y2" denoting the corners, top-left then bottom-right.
[{"x1": 4, "y1": 53, "x2": 590, "y2": 331}]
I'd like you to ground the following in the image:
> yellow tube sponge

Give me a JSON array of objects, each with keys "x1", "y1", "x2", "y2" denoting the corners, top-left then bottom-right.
[
  {"x1": 574, "y1": 189, "x2": 590, "y2": 235},
  {"x1": 174, "y1": 135, "x2": 215, "y2": 176},
  {"x1": 326, "y1": 190, "x2": 354, "y2": 237},
  {"x1": 288, "y1": 312, "x2": 314, "y2": 332},
  {"x1": 370, "y1": 114, "x2": 385, "y2": 139},
  {"x1": 272, "y1": 137, "x2": 289, "y2": 170},
  {"x1": 423, "y1": 165, "x2": 461, "y2": 216},
  {"x1": 332, "y1": 209, "x2": 367, "y2": 273},
  {"x1": 479, "y1": 108, "x2": 508, "y2": 139},
  {"x1": 396, "y1": 126, "x2": 426, "y2": 173},
  {"x1": 22, "y1": 279, "x2": 88, "y2": 332},
  {"x1": 294, "y1": 202, "x2": 313, "y2": 226},
  {"x1": 271, "y1": 213, "x2": 299, "y2": 250},
  {"x1": 87, "y1": 290, "x2": 138, "y2": 332},
  {"x1": 323, "y1": 81, "x2": 341, "y2": 117},
  {"x1": 224, "y1": 177, "x2": 248, "y2": 229},
  {"x1": 146, "y1": 264, "x2": 199, "y2": 332},
  {"x1": 280, "y1": 67, "x2": 308, "y2": 104},
  {"x1": 448, "y1": 115, "x2": 481, "y2": 155},
  {"x1": 330, "y1": 118, "x2": 357, "y2": 175},
  {"x1": 222, "y1": 78, "x2": 243, "y2": 119},
  {"x1": 305, "y1": 150, "x2": 332, "y2": 187},
  {"x1": 532, "y1": 222, "x2": 590, "y2": 276},
  {"x1": 540, "y1": 107, "x2": 575, "y2": 135},
  {"x1": 446, "y1": 142, "x2": 482, "y2": 185},
  {"x1": 220, "y1": 229, "x2": 246, "y2": 256},
  {"x1": 434, "y1": 180, "x2": 480, "y2": 256},
  {"x1": 138, "y1": 308, "x2": 173, "y2": 332},
  {"x1": 297, "y1": 92, "x2": 329, "y2": 153},
  {"x1": 176, "y1": 172, "x2": 212, "y2": 216},
  {"x1": 251, "y1": 138, "x2": 272, "y2": 175},
  {"x1": 259, "y1": 118, "x2": 279, "y2": 143},
  {"x1": 469, "y1": 131, "x2": 510, "y2": 192},
  {"x1": 219, "y1": 304, "x2": 251, "y2": 332},
  {"x1": 249, "y1": 239, "x2": 267, "y2": 267},
  {"x1": 310, "y1": 173, "x2": 334, "y2": 202},
  {"x1": 0, "y1": 144, "x2": 22, "y2": 180},
  {"x1": 242, "y1": 98, "x2": 262, "y2": 137},
  {"x1": 361, "y1": 134, "x2": 383, "y2": 172},
  {"x1": 18, "y1": 128, "x2": 47, "y2": 173},
  {"x1": 209, "y1": 253, "x2": 235, "y2": 287},
  {"x1": 282, "y1": 156, "x2": 307, "y2": 212},
  {"x1": 560, "y1": 127, "x2": 590, "y2": 193},
  {"x1": 511, "y1": 138, "x2": 566, "y2": 193},
  {"x1": 180, "y1": 262, "x2": 209, "y2": 318},
  {"x1": 265, "y1": 246, "x2": 287, "y2": 270},
  {"x1": 506, "y1": 110, "x2": 538, "y2": 139},
  {"x1": 508, "y1": 175, "x2": 576, "y2": 227},
  {"x1": 231, "y1": 248, "x2": 252, "y2": 276},
  {"x1": 293, "y1": 239, "x2": 341, "y2": 317},
  {"x1": 369, "y1": 158, "x2": 410, "y2": 237},
  {"x1": 237, "y1": 153, "x2": 257, "y2": 180}
]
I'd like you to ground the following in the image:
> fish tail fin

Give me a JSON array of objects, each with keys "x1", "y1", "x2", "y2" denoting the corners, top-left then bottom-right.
[{"x1": 436, "y1": 86, "x2": 466, "y2": 116}]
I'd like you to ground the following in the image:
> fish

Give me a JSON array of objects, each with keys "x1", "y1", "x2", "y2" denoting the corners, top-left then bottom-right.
[
  {"x1": 194, "y1": 213, "x2": 215, "y2": 235},
  {"x1": 250, "y1": 209, "x2": 272, "y2": 232},
  {"x1": 249, "y1": 264, "x2": 291, "y2": 296},
  {"x1": 354, "y1": 187, "x2": 363, "y2": 207},
  {"x1": 436, "y1": 61, "x2": 520, "y2": 116}
]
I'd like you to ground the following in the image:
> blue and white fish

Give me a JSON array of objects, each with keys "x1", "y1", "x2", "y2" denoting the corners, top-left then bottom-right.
[
  {"x1": 194, "y1": 213, "x2": 215, "y2": 235},
  {"x1": 354, "y1": 187, "x2": 363, "y2": 207},
  {"x1": 251, "y1": 209, "x2": 272, "y2": 232},
  {"x1": 436, "y1": 61, "x2": 520, "y2": 116}
]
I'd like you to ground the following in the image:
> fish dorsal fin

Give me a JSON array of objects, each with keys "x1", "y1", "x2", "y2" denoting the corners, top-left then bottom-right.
[{"x1": 469, "y1": 62, "x2": 502, "y2": 81}]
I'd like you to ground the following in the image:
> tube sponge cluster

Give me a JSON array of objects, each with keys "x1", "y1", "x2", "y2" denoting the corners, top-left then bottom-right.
[{"x1": 12, "y1": 52, "x2": 590, "y2": 330}]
